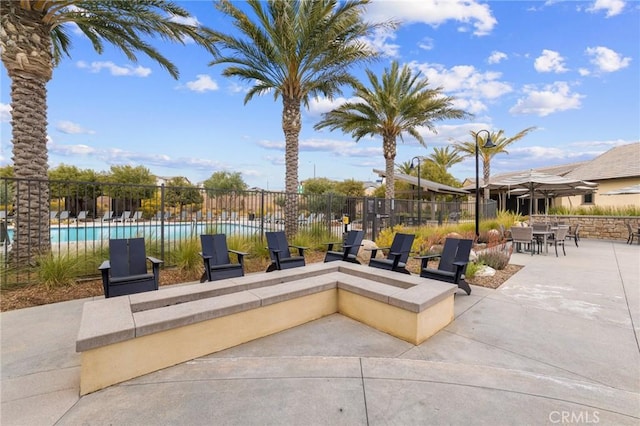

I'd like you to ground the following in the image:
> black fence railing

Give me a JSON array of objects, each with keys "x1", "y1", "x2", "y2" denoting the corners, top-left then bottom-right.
[{"x1": 0, "y1": 177, "x2": 496, "y2": 286}]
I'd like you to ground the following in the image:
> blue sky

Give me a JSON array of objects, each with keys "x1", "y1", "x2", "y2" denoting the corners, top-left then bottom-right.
[{"x1": 1, "y1": 0, "x2": 638, "y2": 190}]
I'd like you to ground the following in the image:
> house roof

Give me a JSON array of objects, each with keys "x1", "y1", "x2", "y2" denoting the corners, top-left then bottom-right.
[
  {"x1": 564, "y1": 142, "x2": 640, "y2": 181},
  {"x1": 373, "y1": 169, "x2": 468, "y2": 196},
  {"x1": 462, "y1": 142, "x2": 639, "y2": 190}
]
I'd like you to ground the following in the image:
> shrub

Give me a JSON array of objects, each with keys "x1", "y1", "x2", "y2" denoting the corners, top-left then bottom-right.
[
  {"x1": 464, "y1": 261, "x2": 482, "y2": 279},
  {"x1": 477, "y1": 248, "x2": 511, "y2": 270},
  {"x1": 166, "y1": 237, "x2": 203, "y2": 280},
  {"x1": 37, "y1": 252, "x2": 86, "y2": 290}
]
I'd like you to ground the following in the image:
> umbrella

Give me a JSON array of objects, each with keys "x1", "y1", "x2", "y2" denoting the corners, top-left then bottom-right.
[
  {"x1": 601, "y1": 184, "x2": 640, "y2": 195},
  {"x1": 485, "y1": 170, "x2": 598, "y2": 218}
]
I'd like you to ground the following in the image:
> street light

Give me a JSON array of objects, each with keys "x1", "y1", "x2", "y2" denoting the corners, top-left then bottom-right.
[
  {"x1": 410, "y1": 156, "x2": 422, "y2": 225},
  {"x1": 475, "y1": 130, "x2": 496, "y2": 238}
]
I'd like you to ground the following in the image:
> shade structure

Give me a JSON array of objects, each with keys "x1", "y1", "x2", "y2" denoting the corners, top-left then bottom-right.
[
  {"x1": 601, "y1": 184, "x2": 640, "y2": 195},
  {"x1": 484, "y1": 170, "x2": 598, "y2": 218}
]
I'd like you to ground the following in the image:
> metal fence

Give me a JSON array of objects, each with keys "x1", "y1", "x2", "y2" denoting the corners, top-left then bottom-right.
[{"x1": 0, "y1": 177, "x2": 496, "y2": 285}]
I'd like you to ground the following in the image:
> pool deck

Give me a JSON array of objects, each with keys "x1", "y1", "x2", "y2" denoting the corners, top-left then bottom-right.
[{"x1": 1, "y1": 238, "x2": 639, "y2": 425}]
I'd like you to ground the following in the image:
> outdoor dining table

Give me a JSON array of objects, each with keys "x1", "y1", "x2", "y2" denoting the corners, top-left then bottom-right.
[{"x1": 532, "y1": 229, "x2": 555, "y2": 255}]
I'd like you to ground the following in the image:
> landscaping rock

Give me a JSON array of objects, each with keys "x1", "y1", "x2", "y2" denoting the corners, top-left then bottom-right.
[{"x1": 358, "y1": 239, "x2": 379, "y2": 264}]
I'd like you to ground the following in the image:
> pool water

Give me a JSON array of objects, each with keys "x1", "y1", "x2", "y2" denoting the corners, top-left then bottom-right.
[{"x1": 7, "y1": 222, "x2": 260, "y2": 243}]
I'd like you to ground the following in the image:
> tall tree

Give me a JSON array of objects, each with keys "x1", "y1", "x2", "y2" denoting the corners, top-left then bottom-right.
[
  {"x1": 208, "y1": 0, "x2": 384, "y2": 237},
  {"x1": 452, "y1": 127, "x2": 536, "y2": 199},
  {"x1": 315, "y1": 61, "x2": 469, "y2": 201},
  {"x1": 0, "y1": 0, "x2": 215, "y2": 265},
  {"x1": 165, "y1": 177, "x2": 203, "y2": 217},
  {"x1": 429, "y1": 146, "x2": 464, "y2": 171},
  {"x1": 203, "y1": 171, "x2": 247, "y2": 213}
]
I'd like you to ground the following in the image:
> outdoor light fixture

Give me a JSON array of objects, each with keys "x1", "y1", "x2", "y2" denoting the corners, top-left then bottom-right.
[
  {"x1": 410, "y1": 156, "x2": 422, "y2": 226},
  {"x1": 475, "y1": 130, "x2": 496, "y2": 238}
]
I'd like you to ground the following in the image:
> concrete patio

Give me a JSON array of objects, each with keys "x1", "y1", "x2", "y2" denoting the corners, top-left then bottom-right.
[{"x1": 1, "y1": 238, "x2": 639, "y2": 425}]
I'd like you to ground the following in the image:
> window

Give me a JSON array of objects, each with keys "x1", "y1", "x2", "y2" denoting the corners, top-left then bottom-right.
[{"x1": 582, "y1": 193, "x2": 594, "y2": 204}]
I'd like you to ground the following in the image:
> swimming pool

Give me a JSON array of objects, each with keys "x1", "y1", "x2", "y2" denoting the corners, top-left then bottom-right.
[{"x1": 7, "y1": 222, "x2": 261, "y2": 243}]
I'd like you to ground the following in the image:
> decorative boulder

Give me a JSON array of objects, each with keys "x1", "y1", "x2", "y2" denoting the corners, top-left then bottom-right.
[
  {"x1": 445, "y1": 232, "x2": 463, "y2": 239},
  {"x1": 469, "y1": 249, "x2": 478, "y2": 263},
  {"x1": 357, "y1": 239, "x2": 379, "y2": 264},
  {"x1": 475, "y1": 265, "x2": 496, "y2": 277},
  {"x1": 487, "y1": 229, "x2": 501, "y2": 240}
]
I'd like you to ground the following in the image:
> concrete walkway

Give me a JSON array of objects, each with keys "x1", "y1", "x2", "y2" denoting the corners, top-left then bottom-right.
[{"x1": 1, "y1": 239, "x2": 639, "y2": 425}]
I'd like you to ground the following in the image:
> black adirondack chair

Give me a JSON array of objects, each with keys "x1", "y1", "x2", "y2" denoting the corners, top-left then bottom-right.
[
  {"x1": 368, "y1": 233, "x2": 415, "y2": 274},
  {"x1": 99, "y1": 238, "x2": 162, "y2": 298},
  {"x1": 200, "y1": 234, "x2": 247, "y2": 282},
  {"x1": 324, "y1": 230, "x2": 364, "y2": 263},
  {"x1": 417, "y1": 238, "x2": 473, "y2": 295},
  {"x1": 265, "y1": 231, "x2": 307, "y2": 272}
]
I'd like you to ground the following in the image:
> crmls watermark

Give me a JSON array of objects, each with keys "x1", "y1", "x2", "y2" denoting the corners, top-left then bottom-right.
[{"x1": 549, "y1": 410, "x2": 600, "y2": 424}]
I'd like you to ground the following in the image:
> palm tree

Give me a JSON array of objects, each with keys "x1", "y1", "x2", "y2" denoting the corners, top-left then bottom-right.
[
  {"x1": 429, "y1": 146, "x2": 464, "y2": 171},
  {"x1": 452, "y1": 127, "x2": 537, "y2": 199},
  {"x1": 208, "y1": 0, "x2": 385, "y2": 237},
  {"x1": 395, "y1": 160, "x2": 414, "y2": 176},
  {"x1": 0, "y1": 1, "x2": 215, "y2": 265},
  {"x1": 315, "y1": 61, "x2": 469, "y2": 201}
]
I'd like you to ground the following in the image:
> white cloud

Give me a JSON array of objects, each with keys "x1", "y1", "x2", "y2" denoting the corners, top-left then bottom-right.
[
  {"x1": 534, "y1": 49, "x2": 568, "y2": 73},
  {"x1": 586, "y1": 0, "x2": 625, "y2": 17},
  {"x1": 450, "y1": 98, "x2": 487, "y2": 115},
  {"x1": 509, "y1": 81, "x2": 584, "y2": 117},
  {"x1": 264, "y1": 155, "x2": 285, "y2": 166},
  {"x1": 408, "y1": 62, "x2": 513, "y2": 114},
  {"x1": 488, "y1": 51, "x2": 507, "y2": 64},
  {"x1": 168, "y1": 14, "x2": 200, "y2": 27},
  {"x1": 168, "y1": 14, "x2": 201, "y2": 44},
  {"x1": 48, "y1": 141, "x2": 225, "y2": 171},
  {"x1": 365, "y1": 0, "x2": 497, "y2": 36},
  {"x1": 76, "y1": 61, "x2": 152, "y2": 77},
  {"x1": 361, "y1": 27, "x2": 400, "y2": 58},
  {"x1": 228, "y1": 81, "x2": 250, "y2": 94},
  {"x1": 0, "y1": 103, "x2": 11, "y2": 122},
  {"x1": 307, "y1": 96, "x2": 354, "y2": 116},
  {"x1": 585, "y1": 46, "x2": 631, "y2": 72},
  {"x1": 56, "y1": 120, "x2": 95, "y2": 135},
  {"x1": 578, "y1": 68, "x2": 591, "y2": 76},
  {"x1": 184, "y1": 74, "x2": 219, "y2": 93},
  {"x1": 418, "y1": 37, "x2": 434, "y2": 51},
  {"x1": 258, "y1": 137, "x2": 382, "y2": 158}
]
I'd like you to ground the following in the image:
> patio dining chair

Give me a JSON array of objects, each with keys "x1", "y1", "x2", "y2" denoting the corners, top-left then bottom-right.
[
  {"x1": 566, "y1": 223, "x2": 581, "y2": 247},
  {"x1": 547, "y1": 225, "x2": 569, "y2": 257},
  {"x1": 510, "y1": 226, "x2": 535, "y2": 255},
  {"x1": 626, "y1": 223, "x2": 639, "y2": 245}
]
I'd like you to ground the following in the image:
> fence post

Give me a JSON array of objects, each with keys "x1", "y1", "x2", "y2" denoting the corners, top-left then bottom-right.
[
  {"x1": 160, "y1": 183, "x2": 165, "y2": 260},
  {"x1": 260, "y1": 190, "x2": 265, "y2": 241}
]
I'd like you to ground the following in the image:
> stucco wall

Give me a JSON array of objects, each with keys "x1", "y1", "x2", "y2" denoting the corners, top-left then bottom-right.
[
  {"x1": 558, "y1": 177, "x2": 640, "y2": 209},
  {"x1": 531, "y1": 215, "x2": 640, "y2": 241}
]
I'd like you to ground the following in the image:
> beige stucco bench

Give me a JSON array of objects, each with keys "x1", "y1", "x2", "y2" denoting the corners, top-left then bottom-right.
[{"x1": 76, "y1": 262, "x2": 457, "y2": 395}]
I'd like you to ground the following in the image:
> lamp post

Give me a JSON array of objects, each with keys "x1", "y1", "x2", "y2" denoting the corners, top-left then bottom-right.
[
  {"x1": 475, "y1": 130, "x2": 496, "y2": 238},
  {"x1": 410, "y1": 156, "x2": 422, "y2": 225}
]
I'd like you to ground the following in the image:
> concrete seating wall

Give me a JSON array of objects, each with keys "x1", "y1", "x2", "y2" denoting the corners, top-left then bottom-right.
[{"x1": 76, "y1": 262, "x2": 457, "y2": 395}]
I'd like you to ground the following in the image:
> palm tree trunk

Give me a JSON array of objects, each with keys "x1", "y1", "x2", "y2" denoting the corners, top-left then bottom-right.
[
  {"x1": 1, "y1": 4, "x2": 53, "y2": 265},
  {"x1": 382, "y1": 135, "x2": 396, "y2": 217},
  {"x1": 482, "y1": 157, "x2": 492, "y2": 201},
  {"x1": 282, "y1": 96, "x2": 301, "y2": 238},
  {"x1": 9, "y1": 73, "x2": 51, "y2": 265}
]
